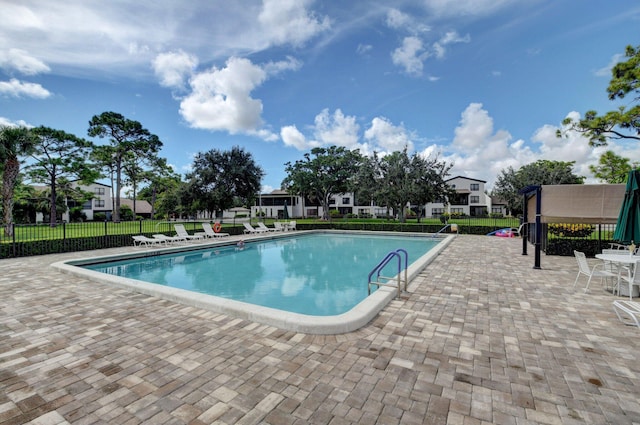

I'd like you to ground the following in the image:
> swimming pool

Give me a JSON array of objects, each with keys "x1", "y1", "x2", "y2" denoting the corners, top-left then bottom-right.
[{"x1": 52, "y1": 230, "x2": 454, "y2": 334}]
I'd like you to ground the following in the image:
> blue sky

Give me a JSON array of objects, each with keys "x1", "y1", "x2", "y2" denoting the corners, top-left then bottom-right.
[{"x1": 1, "y1": 0, "x2": 639, "y2": 192}]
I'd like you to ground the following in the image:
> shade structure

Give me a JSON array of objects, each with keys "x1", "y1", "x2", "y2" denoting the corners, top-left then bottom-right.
[
  {"x1": 283, "y1": 200, "x2": 289, "y2": 219},
  {"x1": 613, "y1": 170, "x2": 640, "y2": 244}
]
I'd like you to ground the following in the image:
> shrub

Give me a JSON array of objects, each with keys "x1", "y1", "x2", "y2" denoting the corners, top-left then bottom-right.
[
  {"x1": 548, "y1": 223, "x2": 594, "y2": 238},
  {"x1": 93, "y1": 212, "x2": 107, "y2": 221},
  {"x1": 489, "y1": 212, "x2": 504, "y2": 218}
]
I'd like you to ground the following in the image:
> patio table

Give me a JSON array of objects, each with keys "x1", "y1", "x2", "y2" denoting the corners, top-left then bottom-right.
[{"x1": 595, "y1": 253, "x2": 640, "y2": 297}]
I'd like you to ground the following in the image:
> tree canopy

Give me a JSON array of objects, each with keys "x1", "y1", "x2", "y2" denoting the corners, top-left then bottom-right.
[
  {"x1": 355, "y1": 149, "x2": 453, "y2": 222},
  {"x1": 560, "y1": 44, "x2": 640, "y2": 146},
  {"x1": 183, "y1": 146, "x2": 263, "y2": 218},
  {"x1": 88, "y1": 111, "x2": 162, "y2": 222},
  {"x1": 26, "y1": 126, "x2": 98, "y2": 226},
  {"x1": 589, "y1": 150, "x2": 637, "y2": 183},
  {"x1": 282, "y1": 146, "x2": 362, "y2": 220},
  {"x1": 492, "y1": 160, "x2": 585, "y2": 215}
]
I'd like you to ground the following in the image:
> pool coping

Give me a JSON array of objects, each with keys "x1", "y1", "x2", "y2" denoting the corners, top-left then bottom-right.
[{"x1": 51, "y1": 230, "x2": 455, "y2": 334}]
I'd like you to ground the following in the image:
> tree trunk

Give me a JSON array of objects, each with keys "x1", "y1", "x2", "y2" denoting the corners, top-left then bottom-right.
[
  {"x1": 2, "y1": 157, "x2": 19, "y2": 237},
  {"x1": 114, "y1": 161, "x2": 122, "y2": 222},
  {"x1": 49, "y1": 171, "x2": 57, "y2": 227}
]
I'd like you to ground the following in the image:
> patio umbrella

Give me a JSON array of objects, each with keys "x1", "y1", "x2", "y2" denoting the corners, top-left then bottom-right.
[
  {"x1": 283, "y1": 200, "x2": 289, "y2": 219},
  {"x1": 613, "y1": 169, "x2": 640, "y2": 244}
]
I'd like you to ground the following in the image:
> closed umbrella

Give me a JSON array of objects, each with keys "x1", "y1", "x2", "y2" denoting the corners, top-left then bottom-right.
[
  {"x1": 283, "y1": 200, "x2": 289, "y2": 220},
  {"x1": 613, "y1": 169, "x2": 640, "y2": 244}
]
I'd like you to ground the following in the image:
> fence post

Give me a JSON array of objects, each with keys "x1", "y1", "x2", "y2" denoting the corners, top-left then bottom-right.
[
  {"x1": 12, "y1": 223, "x2": 16, "y2": 258},
  {"x1": 139, "y1": 220, "x2": 142, "y2": 234},
  {"x1": 63, "y1": 222, "x2": 66, "y2": 251}
]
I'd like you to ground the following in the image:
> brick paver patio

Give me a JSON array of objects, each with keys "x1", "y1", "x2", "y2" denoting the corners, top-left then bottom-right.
[{"x1": 1, "y1": 235, "x2": 639, "y2": 424}]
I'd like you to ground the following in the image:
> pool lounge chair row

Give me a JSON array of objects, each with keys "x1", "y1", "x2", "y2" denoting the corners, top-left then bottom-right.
[
  {"x1": 243, "y1": 221, "x2": 297, "y2": 234},
  {"x1": 133, "y1": 223, "x2": 230, "y2": 246}
]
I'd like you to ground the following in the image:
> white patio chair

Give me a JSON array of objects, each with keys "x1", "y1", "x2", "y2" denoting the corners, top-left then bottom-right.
[
  {"x1": 573, "y1": 250, "x2": 617, "y2": 293},
  {"x1": 618, "y1": 261, "x2": 640, "y2": 300}
]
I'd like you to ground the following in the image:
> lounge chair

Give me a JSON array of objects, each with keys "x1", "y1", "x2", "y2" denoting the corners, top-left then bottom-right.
[
  {"x1": 273, "y1": 222, "x2": 286, "y2": 232},
  {"x1": 152, "y1": 234, "x2": 187, "y2": 244},
  {"x1": 202, "y1": 222, "x2": 230, "y2": 238},
  {"x1": 174, "y1": 223, "x2": 204, "y2": 241},
  {"x1": 573, "y1": 250, "x2": 617, "y2": 293},
  {"x1": 288, "y1": 221, "x2": 297, "y2": 231},
  {"x1": 243, "y1": 223, "x2": 268, "y2": 234},
  {"x1": 613, "y1": 300, "x2": 640, "y2": 327},
  {"x1": 257, "y1": 222, "x2": 276, "y2": 232},
  {"x1": 132, "y1": 235, "x2": 165, "y2": 247}
]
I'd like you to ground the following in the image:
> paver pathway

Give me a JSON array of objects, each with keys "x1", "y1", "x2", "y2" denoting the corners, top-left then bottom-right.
[{"x1": 1, "y1": 235, "x2": 639, "y2": 424}]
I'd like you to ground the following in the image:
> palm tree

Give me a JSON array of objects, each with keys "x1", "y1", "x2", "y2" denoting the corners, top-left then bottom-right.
[{"x1": 0, "y1": 126, "x2": 38, "y2": 236}]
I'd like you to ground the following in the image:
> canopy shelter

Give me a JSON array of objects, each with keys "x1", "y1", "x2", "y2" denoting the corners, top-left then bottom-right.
[
  {"x1": 613, "y1": 170, "x2": 640, "y2": 244},
  {"x1": 521, "y1": 184, "x2": 626, "y2": 269}
]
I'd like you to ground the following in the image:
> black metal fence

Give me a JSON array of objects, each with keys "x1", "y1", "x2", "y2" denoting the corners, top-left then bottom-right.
[{"x1": 0, "y1": 218, "x2": 616, "y2": 259}]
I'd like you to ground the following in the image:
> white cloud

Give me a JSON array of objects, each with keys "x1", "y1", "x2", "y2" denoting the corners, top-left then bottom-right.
[
  {"x1": 313, "y1": 109, "x2": 360, "y2": 149},
  {"x1": 0, "y1": 78, "x2": 51, "y2": 99},
  {"x1": 280, "y1": 109, "x2": 415, "y2": 156},
  {"x1": 152, "y1": 50, "x2": 198, "y2": 90},
  {"x1": 0, "y1": 117, "x2": 32, "y2": 127},
  {"x1": 0, "y1": 1, "x2": 327, "y2": 78},
  {"x1": 0, "y1": 48, "x2": 50, "y2": 75},
  {"x1": 433, "y1": 31, "x2": 470, "y2": 59},
  {"x1": 281, "y1": 124, "x2": 320, "y2": 150},
  {"x1": 594, "y1": 52, "x2": 624, "y2": 77},
  {"x1": 386, "y1": 8, "x2": 430, "y2": 34},
  {"x1": 356, "y1": 44, "x2": 372, "y2": 56},
  {"x1": 391, "y1": 36, "x2": 427, "y2": 76},
  {"x1": 257, "y1": 0, "x2": 331, "y2": 47},
  {"x1": 424, "y1": 0, "x2": 515, "y2": 18},
  {"x1": 364, "y1": 117, "x2": 414, "y2": 152},
  {"x1": 177, "y1": 56, "x2": 298, "y2": 138}
]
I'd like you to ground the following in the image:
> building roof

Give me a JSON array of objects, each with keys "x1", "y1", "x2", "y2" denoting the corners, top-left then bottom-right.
[
  {"x1": 120, "y1": 198, "x2": 153, "y2": 214},
  {"x1": 445, "y1": 176, "x2": 487, "y2": 184}
]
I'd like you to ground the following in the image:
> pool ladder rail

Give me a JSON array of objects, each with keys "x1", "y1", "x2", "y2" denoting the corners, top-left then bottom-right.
[
  {"x1": 368, "y1": 248, "x2": 408, "y2": 298},
  {"x1": 433, "y1": 223, "x2": 458, "y2": 237}
]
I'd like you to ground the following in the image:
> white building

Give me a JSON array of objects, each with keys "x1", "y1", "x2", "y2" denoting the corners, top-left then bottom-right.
[{"x1": 425, "y1": 176, "x2": 492, "y2": 217}]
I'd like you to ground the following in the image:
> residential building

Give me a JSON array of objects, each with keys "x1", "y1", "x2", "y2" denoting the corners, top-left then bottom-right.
[{"x1": 425, "y1": 176, "x2": 491, "y2": 217}]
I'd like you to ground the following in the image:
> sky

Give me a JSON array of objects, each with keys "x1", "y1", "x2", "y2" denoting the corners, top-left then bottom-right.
[{"x1": 1, "y1": 0, "x2": 639, "y2": 193}]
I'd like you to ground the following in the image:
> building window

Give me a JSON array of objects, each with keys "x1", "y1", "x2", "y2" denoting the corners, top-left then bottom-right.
[
  {"x1": 329, "y1": 198, "x2": 336, "y2": 205},
  {"x1": 432, "y1": 208, "x2": 445, "y2": 216},
  {"x1": 95, "y1": 199, "x2": 105, "y2": 208},
  {"x1": 342, "y1": 197, "x2": 350, "y2": 205},
  {"x1": 451, "y1": 208, "x2": 463, "y2": 214},
  {"x1": 470, "y1": 183, "x2": 479, "y2": 191},
  {"x1": 470, "y1": 196, "x2": 479, "y2": 204},
  {"x1": 491, "y1": 206, "x2": 503, "y2": 213},
  {"x1": 95, "y1": 187, "x2": 105, "y2": 195},
  {"x1": 82, "y1": 201, "x2": 92, "y2": 209}
]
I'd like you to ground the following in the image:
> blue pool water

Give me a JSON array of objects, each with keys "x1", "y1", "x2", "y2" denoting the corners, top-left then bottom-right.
[{"x1": 84, "y1": 233, "x2": 439, "y2": 316}]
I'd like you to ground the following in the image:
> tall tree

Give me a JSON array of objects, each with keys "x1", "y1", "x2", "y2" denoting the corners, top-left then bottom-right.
[
  {"x1": 282, "y1": 146, "x2": 362, "y2": 220},
  {"x1": 559, "y1": 44, "x2": 639, "y2": 146},
  {"x1": 492, "y1": 160, "x2": 585, "y2": 215},
  {"x1": 137, "y1": 157, "x2": 177, "y2": 219},
  {"x1": 184, "y1": 146, "x2": 263, "y2": 217},
  {"x1": 87, "y1": 112, "x2": 162, "y2": 222},
  {"x1": 0, "y1": 126, "x2": 38, "y2": 236},
  {"x1": 589, "y1": 150, "x2": 637, "y2": 183},
  {"x1": 25, "y1": 126, "x2": 98, "y2": 226},
  {"x1": 355, "y1": 149, "x2": 452, "y2": 222}
]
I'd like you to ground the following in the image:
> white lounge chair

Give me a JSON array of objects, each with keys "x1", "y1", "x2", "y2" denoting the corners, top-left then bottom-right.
[
  {"x1": 257, "y1": 222, "x2": 276, "y2": 232},
  {"x1": 573, "y1": 250, "x2": 617, "y2": 293},
  {"x1": 202, "y1": 222, "x2": 230, "y2": 238},
  {"x1": 152, "y1": 234, "x2": 186, "y2": 244},
  {"x1": 288, "y1": 221, "x2": 297, "y2": 231},
  {"x1": 273, "y1": 222, "x2": 286, "y2": 232},
  {"x1": 613, "y1": 300, "x2": 640, "y2": 327},
  {"x1": 243, "y1": 223, "x2": 267, "y2": 234},
  {"x1": 174, "y1": 223, "x2": 204, "y2": 241},
  {"x1": 132, "y1": 235, "x2": 164, "y2": 247}
]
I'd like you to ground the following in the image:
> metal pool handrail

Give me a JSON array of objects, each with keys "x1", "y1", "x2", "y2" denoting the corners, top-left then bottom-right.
[{"x1": 368, "y1": 248, "x2": 408, "y2": 298}]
